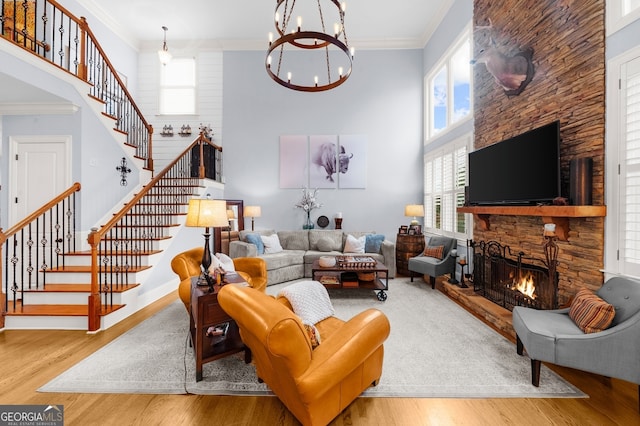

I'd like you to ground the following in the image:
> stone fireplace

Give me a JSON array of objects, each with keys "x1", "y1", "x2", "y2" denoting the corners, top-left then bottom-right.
[{"x1": 469, "y1": 1, "x2": 607, "y2": 306}]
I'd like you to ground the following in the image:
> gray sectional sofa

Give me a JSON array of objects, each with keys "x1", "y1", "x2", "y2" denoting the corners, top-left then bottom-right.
[{"x1": 229, "y1": 229, "x2": 396, "y2": 285}]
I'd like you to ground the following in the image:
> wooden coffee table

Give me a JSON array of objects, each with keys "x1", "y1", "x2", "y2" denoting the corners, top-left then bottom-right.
[{"x1": 311, "y1": 257, "x2": 389, "y2": 301}]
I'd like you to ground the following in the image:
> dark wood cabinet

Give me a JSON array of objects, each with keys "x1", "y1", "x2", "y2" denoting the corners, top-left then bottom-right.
[
  {"x1": 396, "y1": 234, "x2": 425, "y2": 276},
  {"x1": 190, "y1": 277, "x2": 250, "y2": 381}
]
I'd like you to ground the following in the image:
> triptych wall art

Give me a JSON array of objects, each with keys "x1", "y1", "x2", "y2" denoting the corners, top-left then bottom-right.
[{"x1": 279, "y1": 135, "x2": 367, "y2": 189}]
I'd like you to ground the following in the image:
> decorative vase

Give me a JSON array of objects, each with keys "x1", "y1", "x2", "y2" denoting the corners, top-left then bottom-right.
[{"x1": 303, "y1": 212, "x2": 314, "y2": 229}]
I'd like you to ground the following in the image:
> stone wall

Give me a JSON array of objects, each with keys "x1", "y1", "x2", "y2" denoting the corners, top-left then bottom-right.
[{"x1": 472, "y1": 0, "x2": 605, "y2": 305}]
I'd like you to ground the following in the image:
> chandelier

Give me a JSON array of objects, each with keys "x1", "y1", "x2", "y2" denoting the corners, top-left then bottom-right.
[{"x1": 266, "y1": 0, "x2": 354, "y2": 92}]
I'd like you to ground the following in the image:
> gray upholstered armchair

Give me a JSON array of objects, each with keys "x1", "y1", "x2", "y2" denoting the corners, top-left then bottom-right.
[
  {"x1": 512, "y1": 276, "x2": 640, "y2": 407},
  {"x1": 408, "y1": 235, "x2": 457, "y2": 289}
]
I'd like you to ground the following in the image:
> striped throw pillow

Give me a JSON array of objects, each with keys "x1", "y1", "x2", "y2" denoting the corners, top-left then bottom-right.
[
  {"x1": 569, "y1": 288, "x2": 616, "y2": 334},
  {"x1": 423, "y1": 245, "x2": 445, "y2": 260}
]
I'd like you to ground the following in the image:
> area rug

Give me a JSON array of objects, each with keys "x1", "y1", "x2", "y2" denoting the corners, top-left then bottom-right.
[{"x1": 39, "y1": 278, "x2": 586, "y2": 398}]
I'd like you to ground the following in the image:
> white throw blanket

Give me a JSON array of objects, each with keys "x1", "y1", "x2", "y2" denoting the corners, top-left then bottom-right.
[{"x1": 278, "y1": 280, "x2": 335, "y2": 325}]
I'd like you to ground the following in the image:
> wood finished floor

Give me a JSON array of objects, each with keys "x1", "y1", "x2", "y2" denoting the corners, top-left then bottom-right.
[{"x1": 1, "y1": 282, "x2": 639, "y2": 426}]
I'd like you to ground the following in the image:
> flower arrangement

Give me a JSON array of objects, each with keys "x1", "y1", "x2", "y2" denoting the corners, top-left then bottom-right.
[
  {"x1": 295, "y1": 187, "x2": 322, "y2": 212},
  {"x1": 295, "y1": 187, "x2": 322, "y2": 229}
]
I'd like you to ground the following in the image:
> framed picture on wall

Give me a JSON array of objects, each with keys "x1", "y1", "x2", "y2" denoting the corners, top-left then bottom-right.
[{"x1": 280, "y1": 135, "x2": 308, "y2": 188}]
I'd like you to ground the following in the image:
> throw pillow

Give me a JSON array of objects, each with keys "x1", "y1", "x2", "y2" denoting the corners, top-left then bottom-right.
[
  {"x1": 365, "y1": 234, "x2": 385, "y2": 253},
  {"x1": 423, "y1": 245, "x2": 445, "y2": 260},
  {"x1": 215, "y1": 252, "x2": 236, "y2": 272},
  {"x1": 261, "y1": 234, "x2": 284, "y2": 254},
  {"x1": 303, "y1": 323, "x2": 321, "y2": 349},
  {"x1": 344, "y1": 234, "x2": 366, "y2": 253},
  {"x1": 245, "y1": 233, "x2": 265, "y2": 255},
  {"x1": 316, "y1": 237, "x2": 334, "y2": 252},
  {"x1": 569, "y1": 287, "x2": 616, "y2": 334},
  {"x1": 278, "y1": 280, "x2": 335, "y2": 324},
  {"x1": 207, "y1": 255, "x2": 222, "y2": 275}
]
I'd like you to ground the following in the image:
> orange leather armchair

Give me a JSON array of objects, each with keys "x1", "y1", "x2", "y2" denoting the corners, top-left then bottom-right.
[
  {"x1": 218, "y1": 284, "x2": 390, "y2": 426},
  {"x1": 170, "y1": 247, "x2": 267, "y2": 310}
]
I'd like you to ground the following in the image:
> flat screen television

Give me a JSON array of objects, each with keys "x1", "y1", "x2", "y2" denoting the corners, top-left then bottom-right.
[{"x1": 468, "y1": 120, "x2": 561, "y2": 205}]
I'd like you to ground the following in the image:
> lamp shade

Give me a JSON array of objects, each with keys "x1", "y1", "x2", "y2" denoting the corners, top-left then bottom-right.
[
  {"x1": 186, "y1": 199, "x2": 228, "y2": 228},
  {"x1": 404, "y1": 204, "x2": 424, "y2": 218},
  {"x1": 244, "y1": 205, "x2": 262, "y2": 218}
]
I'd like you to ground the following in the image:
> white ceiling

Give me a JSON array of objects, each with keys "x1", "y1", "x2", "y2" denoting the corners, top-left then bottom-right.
[
  {"x1": 0, "y1": 1, "x2": 453, "y2": 107},
  {"x1": 77, "y1": 0, "x2": 453, "y2": 49}
]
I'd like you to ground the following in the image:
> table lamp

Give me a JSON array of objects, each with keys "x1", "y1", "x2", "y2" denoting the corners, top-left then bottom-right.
[
  {"x1": 186, "y1": 198, "x2": 229, "y2": 284},
  {"x1": 404, "y1": 204, "x2": 424, "y2": 226},
  {"x1": 244, "y1": 205, "x2": 261, "y2": 231}
]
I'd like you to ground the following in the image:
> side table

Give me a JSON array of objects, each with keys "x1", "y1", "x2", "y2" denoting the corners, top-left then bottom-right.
[
  {"x1": 190, "y1": 275, "x2": 251, "y2": 381},
  {"x1": 396, "y1": 233, "x2": 425, "y2": 276}
]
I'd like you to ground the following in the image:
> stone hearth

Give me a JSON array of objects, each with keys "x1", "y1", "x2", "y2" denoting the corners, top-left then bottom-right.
[{"x1": 435, "y1": 277, "x2": 516, "y2": 341}]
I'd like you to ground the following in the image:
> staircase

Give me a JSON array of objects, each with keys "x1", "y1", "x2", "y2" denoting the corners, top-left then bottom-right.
[
  {"x1": 0, "y1": 1, "x2": 224, "y2": 331},
  {"x1": 2, "y1": 170, "x2": 206, "y2": 330}
]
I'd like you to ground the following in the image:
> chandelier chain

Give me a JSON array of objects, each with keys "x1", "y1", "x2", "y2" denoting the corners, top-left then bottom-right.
[
  {"x1": 317, "y1": 0, "x2": 327, "y2": 33},
  {"x1": 340, "y1": 8, "x2": 349, "y2": 48}
]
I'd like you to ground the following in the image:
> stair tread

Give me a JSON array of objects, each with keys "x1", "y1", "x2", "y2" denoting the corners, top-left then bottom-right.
[
  {"x1": 22, "y1": 283, "x2": 139, "y2": 293},
  {"x1": 66, "y1": 250, "x2": 162, "y2": 256},
  {"x1": 47, "y1": 265, "x2": 151, "y2": 273},
  {"x1": 5, "y1": 302, "x2": 124, "y2": 316}
]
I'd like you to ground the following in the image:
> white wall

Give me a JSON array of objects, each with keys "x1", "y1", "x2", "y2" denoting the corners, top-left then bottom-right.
[
  {"x1": 222, "y1": 49, "x2": 424, "y2": 241},
  {"x1": 136, "y1": 45, "x2": 224, "y2": 172}
]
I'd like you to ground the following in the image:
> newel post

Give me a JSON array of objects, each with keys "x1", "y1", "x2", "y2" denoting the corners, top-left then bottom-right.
[
  {"x1": 78, "y1": 17, "x2": 89, "y2": 82},
  {"x1": 198, "y1": 133, "x2": 206, "y2": 179},
  {"x1": 87, "y1": 227, "x2": 101, "y2": 332},
  {"x1": 147, "y1": 124, "x2": 154, "y2": 173}
]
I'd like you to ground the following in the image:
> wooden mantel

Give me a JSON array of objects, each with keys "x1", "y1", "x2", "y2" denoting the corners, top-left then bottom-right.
[{"x1": 457, "y1": 205, "x2": 607, "y2": 240}]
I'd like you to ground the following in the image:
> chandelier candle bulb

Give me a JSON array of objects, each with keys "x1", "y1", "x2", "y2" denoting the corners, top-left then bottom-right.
[
  {"x1": 339, "y1": 67, "x2": 343, "y2": 77},
  {"x1": 297, "y1": 16, "x2": 302, "y2": 31},
  {"x1": 268, "y1": 32, "x2": 273, "y2": 44},
  {"x1": 334, "y1": 23, "x2": 340, "y2": 37},
  {"x1": 288, "y1": 72, "x2": 292, "y2": 83},
  {"x1": 267, "y1": 55, "x2": 271, "y2": 66},
  {"x1": 341, "y1": 2, "x2": 346, "y2": 12},
  {"x1": 314, "y1": 76, "x2": 318, "y2": 86}
]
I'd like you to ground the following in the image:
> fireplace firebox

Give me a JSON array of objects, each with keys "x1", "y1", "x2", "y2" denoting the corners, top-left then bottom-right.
[{"x1": 471, "y1": 240, "x2": 558, "y2": 311}]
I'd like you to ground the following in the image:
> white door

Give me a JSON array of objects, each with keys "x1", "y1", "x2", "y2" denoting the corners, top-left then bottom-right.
[{"x1": 9, "y1": 135, "x2": 71, "y2": 227}]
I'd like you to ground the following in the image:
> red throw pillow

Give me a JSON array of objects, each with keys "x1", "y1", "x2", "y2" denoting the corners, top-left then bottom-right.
[
  {"x1": 423, "y1": 245, "x2": 445, "y2": 260},
  {"x1": 569, "y1": 287, "x2": 616, "y2": 334}
]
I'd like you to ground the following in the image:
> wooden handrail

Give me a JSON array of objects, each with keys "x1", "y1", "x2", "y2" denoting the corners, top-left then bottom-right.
[
  {"x1": 92, "y1": 133, "x2": 217, "y2": 242},
  {"x1": 79, "y1": 17, "x2": 153, "y2": 165},
  {"x1": 87, "y1": 132, "x2": 220, "y2": 331},
  {"x1": 0, "y1": 182, "x2": 81, "y2": 243},
  {"x1": 0, "y1": 0, "x2": 154, "y2": 171},
  {"x1": 1, "y1": 182, "x2": 81, "y2": 329}
]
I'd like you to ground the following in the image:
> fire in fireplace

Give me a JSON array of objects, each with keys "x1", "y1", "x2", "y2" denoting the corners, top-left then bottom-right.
[{"x1": 471, "y1": 240, "x2": 558, "y2": 311}]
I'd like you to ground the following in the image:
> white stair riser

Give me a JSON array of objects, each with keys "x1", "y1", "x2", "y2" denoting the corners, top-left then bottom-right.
[
  {"x1": 23, "y1": 292, "x2": 90, "y2": 305},
  {"x1": 45, "y1": 272, "x2": 144, "y2": 284},
  {"x1": 5, "y1": 315, "x2": 87, "y2": 330}
]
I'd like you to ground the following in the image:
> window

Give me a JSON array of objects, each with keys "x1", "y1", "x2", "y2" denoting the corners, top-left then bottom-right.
[
  {"x1": 607, "y1": 0, "x2": 640, "y2": 35},
  {"x1": 618, "y1": 55, "x2": 640, "y2": 276},
  {"x1": 424, "y1": 135, "x2": 471, "y2": 238},
  {"x1": 159, "y1": 58, "x2": 196, "y2": 115},
  {"x1": 425, "y1": 27, "x2": 472, "y2": 141}
]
